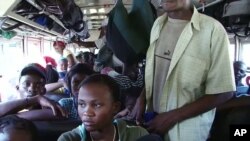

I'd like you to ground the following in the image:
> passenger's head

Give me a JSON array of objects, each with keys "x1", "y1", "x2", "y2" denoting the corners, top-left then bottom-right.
[
  {"x1": 43, "y1": 56, "x2": 57, "y2": 68},
  {"x1": 82, "y1": 52, "x2": 91, "y2": 64},
  {"x1": 75, "y1": 51, "x2": 91, "y2": 64},
  {"x1": 17, "y1": 63, "x2": 46, "y2": 98},
  {"x1": 53, "y1": 41, "x2": 66, "y2": 54},
  {"x1": 75, "y1": 51, "x2": 84, "y2": 63},
  {"x1": 234, "y1": 61, "x2": 247, "y2": 86},
  {"x1": 161, "y1": 0, "x2": 191, "y2": 12},
  {"x1": 124, "y1": 63, "x2": 139, "y2": 81},
  {"x1": 65, "y1": 63, "x2": 94, "y2": 97},
  {"x1": 58, "y1": 58, "x2": 68, "y2": 72},
  {"x1": 45, "y1": 64, "x2": 59, "y2": 84},
  {"x1": 78, "y1": 74, "x2": 121, "y2": 132},
  {"x1": 0, "y1": 115, "x2": 37, "y2": 141}
]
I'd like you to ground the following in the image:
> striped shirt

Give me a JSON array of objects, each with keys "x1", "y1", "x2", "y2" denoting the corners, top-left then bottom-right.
[{"x1": 113, "y1": 73, "x2": 144, "y2": 90}]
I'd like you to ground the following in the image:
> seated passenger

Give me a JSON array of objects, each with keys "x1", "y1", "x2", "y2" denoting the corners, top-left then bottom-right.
[
  {"x1": 101, "y1": 62, "x2": 144, "y2": 120},
  {"x1": 18, "y1": 63, "x2": 94, "y2": 120},
  {"x1": 45, "y1": 64, "x2": 59, "y2": 84},
  {"x1": 234, "y1": 61, "x2": 247, "y2": 86},
  {"x1": 0, "y1": 63, "x2": 65, "y2": 118},
  {"x1": 233, "y1": 61, "x2": 249, "y2": 97},
  {"x1": 0, "y1": 115, "x2": 37, "y2": 141},
  {"x1": 58, "y1": 58, "x2": 68, "y2": 79},
  {"x1": 58, "y1": 74, "x2": 148, "y2": 141},
  {"x1": 58, "y1": 63, "x2": 94, "y2": 119}
]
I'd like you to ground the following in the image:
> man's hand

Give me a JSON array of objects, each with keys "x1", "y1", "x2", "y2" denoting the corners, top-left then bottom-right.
[
  {"x1": 129, "y1": 92, "x2": 146, "y2": 125},
  {"x1": 115, "y1": 108, "x2": 130, "y2": 119},
  {"x1": 36, "y1": 96, "x2": 67, "y2": 117},
  {"x1": 145, "y1": 110, "x2": 180, "y2": 135}
]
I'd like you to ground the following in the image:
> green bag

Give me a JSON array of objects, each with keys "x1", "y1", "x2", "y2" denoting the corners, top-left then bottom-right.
[
  {"x1": 0, "y1": 29, "x2": 17, "y2": 39},
  {"x1": 106, "y1": 0, "x2": 156, "y2": 65}
]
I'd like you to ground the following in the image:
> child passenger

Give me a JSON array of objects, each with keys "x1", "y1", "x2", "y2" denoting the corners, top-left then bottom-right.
[
  {"x1": 58, "y1": 57, "x2": 68, "y2": 79},
  {"x1": 58, "y1": 63, "x2": 94, "y2": 119},
  {"x1": 58, "y1": 74, "x2": 148, "y2": 141},
  {"x1": 17, "y1": 64, "x2": 93, "y2": 120},
  {"x1": 0, "y1": 115, "x2": 37, "y2": 141},
  {"x1": 0, "y1": 63, "x2": 64, "y2": 118}
]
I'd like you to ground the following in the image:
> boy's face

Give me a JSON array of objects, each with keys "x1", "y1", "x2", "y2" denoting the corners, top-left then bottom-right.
[
  {"x1": 234, "y1": 63, "x2": 247, "y2": 84},
  {"x1": 59, "y1": 61, "x2": 68, "y2": 71},
  {"x1": 18, "y1": 74, "x2": 45, "y2": 98},
  {"x1": 0, "y1": 129, "x2": 32, "y2": 141},
  {"x1": 78, "y1": 83, "x2": 120, "y2": 132},
  {"x1": 53, "y1": 45, "x2": 64, "y2": 54}
]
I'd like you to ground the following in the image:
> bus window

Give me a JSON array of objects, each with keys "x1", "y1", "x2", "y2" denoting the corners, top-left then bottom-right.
[{"x1": 242, "y1": 43, "x2": 250, "y2": 67}]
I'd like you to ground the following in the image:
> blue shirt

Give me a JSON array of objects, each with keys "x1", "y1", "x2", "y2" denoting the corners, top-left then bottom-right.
[{"x1": 58, "y1": 98, "x2": 78, "y2": 119}]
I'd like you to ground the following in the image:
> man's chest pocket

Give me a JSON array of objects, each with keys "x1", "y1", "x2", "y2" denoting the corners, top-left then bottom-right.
[{"x1": 177, "y1": 55, "x2": 207, "y2": 88}]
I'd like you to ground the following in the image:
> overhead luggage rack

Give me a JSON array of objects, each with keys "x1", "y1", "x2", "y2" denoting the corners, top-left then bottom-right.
[
  {"x1": 0, "y1": 0, "x2": 67, "y2": 38},
  {"x1": 0, "y1": 0, "x2": 89, "y2": 42}
]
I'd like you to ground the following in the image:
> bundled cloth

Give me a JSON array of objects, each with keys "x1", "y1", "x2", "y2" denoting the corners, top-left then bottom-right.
[{"x1": 106, "y1": 0, "x2": 156, "y2": 65}]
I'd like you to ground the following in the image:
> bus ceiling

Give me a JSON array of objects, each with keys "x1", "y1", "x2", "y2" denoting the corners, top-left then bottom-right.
[{"x1": 0, "y1": 0, "x2": 249, "y2": 43}]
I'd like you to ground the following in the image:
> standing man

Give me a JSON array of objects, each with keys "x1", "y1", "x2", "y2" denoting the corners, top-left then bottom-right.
[
  {"x1": 53, "y1": 41, "x2": 76, "y2": 69},
  {"x1": 133, "y1": 0, "x2": 236, "y2": 141}
]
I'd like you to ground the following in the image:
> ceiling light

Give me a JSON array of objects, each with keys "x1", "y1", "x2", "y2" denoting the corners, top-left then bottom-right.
[
  {"x1": 98, "y1": 8, "x2": 105, "y2": 13},
  {"x1": 90, "y1": 9, "x2": 97, "y2": 14},
  {"x1": 83, "y1": 10, "x2": 87, "y2": 14},
  {"x1": 99, "y1": 16, "x2": 105, "y2": 19},
  {"x1": 90, "y1": 16, "x2": 99, "y2": 19}
]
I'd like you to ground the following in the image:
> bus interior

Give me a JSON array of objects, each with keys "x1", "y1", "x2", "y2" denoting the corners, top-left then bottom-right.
[{"x1": 0, "y1": 0, "x2": 250, "y2": 141}]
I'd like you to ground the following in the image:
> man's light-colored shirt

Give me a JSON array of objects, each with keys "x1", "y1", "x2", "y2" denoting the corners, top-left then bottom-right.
[
  {"x1": 145, "y1": 7, "x2": 236, "y2": 141},
  {"x1": 153, "y1": 17, "x2": 189, "y2": 112}
]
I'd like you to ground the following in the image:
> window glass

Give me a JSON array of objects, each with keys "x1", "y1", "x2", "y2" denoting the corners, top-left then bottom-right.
[
  {"x1": 242, "y1": 43, "x2": 250, "y2": 67},
  {"x1": 0, "y1": 38, "x2": 23, "y2": 77},
  {"x1": 229, "y1": 44, "x2": 235, "y2": 62},
  {"x1": 24, "y1": 38, "x2": 44, "y2": 66}
]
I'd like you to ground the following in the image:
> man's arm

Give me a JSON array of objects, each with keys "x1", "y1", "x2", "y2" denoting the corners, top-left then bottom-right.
[
  {"x1": 0, "y1": 95, "x2": 66, "y2": 118},
  {"x1": 75, "y1": 41, "x2": 96, "y2": 48},
  {"x1": 146, "y1": 92, "x2": 234, "y2": 134},
  {"x1": 178, "y1": 92, "x2": 233, "y2": 120},
  {"x1": 17, "y1": 109, "x2": 66, "y2": 121},
  {"x1": 45, "y1": 81, "x2": 64, "y2": 92},
  {"x1": 0, "y1": 96, "x2": 41, "y2": 117}
]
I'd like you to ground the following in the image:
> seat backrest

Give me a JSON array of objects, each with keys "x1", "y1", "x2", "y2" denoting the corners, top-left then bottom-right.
[
  {"x1": 208, "y1": 97, "x2": 250, "y2": 141},
  {"x1": 33, "y1": 120, "x2": 81, "y2": 141}
]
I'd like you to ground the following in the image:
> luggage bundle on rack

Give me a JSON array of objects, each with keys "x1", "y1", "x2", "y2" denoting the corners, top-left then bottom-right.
[{"x1": 0, "y1": 0, "x2": 89, "y2": 41}]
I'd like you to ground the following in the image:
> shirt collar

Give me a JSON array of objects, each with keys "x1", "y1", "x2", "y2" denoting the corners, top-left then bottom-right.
[
  {"x1": 150, "y1": 6, "x2": 201, "y2": 44},
  {"x1": 190, "y1": 6, "x2": 200, "y2": 31},
  {"x1": 158, "y1": 6, "x2": 200, "y2": 31}
]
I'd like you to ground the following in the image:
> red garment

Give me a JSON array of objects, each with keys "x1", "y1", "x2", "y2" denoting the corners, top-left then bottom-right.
[
  {"x1": 43, "y1": 56, "x2": 57, "y2": 68},
  {"x1": 53, "y1": 41, "x2": 66, "y2": 49}
]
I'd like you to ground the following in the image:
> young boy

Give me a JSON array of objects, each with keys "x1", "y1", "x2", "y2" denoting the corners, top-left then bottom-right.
[
  {"x1": 18, "y1": 63, "x2": 93, "y2": 120},
  {"x1": 0, "y1": 63, "x2": 65, "y2": 118},
  {"x1": 58, "y1": 74, "x2": 148, "y2": 141},
  {"x1": 58, "y1": 58, "x2": 68, "y2": 79},
  {"x1": 0, "y1": 115, "x2": 37, "y2": 141}
]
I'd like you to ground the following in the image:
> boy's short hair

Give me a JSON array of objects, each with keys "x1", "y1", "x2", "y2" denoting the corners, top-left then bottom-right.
[
  {"x1": 0, "y1": 115, "x2": 38, "y2": 141},
  {"x1": 58, "y1": 58, "x2": 68, "y2": 63},
  {"x1": 20, "y1": 63, "x2": 46, "y2": 80},
  {"x1": 79, "y1": 74, "x2": 121, "y2": 102}
]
